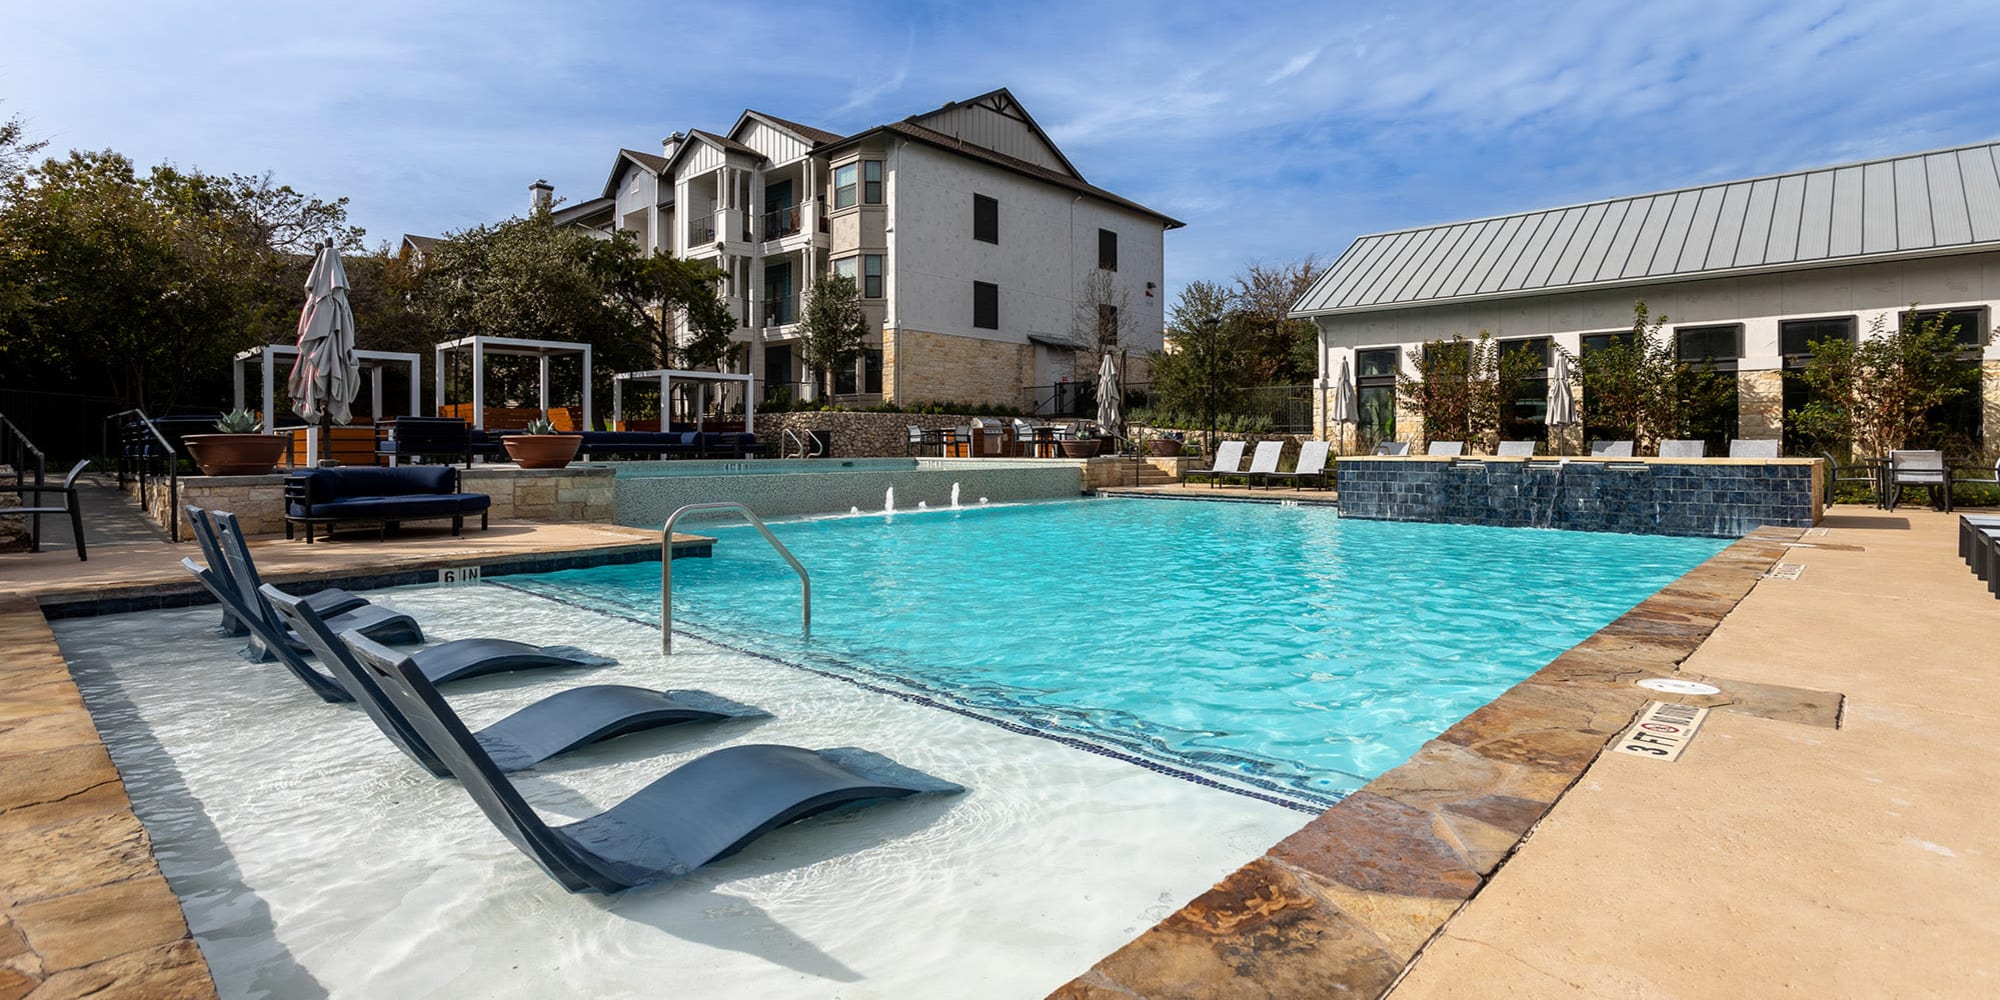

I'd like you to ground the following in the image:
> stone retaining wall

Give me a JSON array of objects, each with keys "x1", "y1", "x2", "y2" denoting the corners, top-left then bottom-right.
[
  {"x1": 0, "y1": 464, "x2": 28, "y2": 552},
  {"x1": 135, "y1": 466, "x2": 619, "y2": 539},
  {"x1": 757, "y1": 411, "x2": 986, "y2": 458}
]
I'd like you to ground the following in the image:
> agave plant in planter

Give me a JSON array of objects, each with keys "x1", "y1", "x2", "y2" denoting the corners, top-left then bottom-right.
[
  {"x1": 502, "y1": 418, "x2": 584, "y2": 469},
  {"x1": 184, "y1": 409, "x2": 291, "y2": 476}
]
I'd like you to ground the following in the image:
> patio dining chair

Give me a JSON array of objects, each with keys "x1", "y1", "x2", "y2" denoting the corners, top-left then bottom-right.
[
  {"x1": 4, "y1": 459, "x2": 89, "y2": 561},
  {"x1": 1820, "y1": 452, "x2": 1877, "y2": 506}
]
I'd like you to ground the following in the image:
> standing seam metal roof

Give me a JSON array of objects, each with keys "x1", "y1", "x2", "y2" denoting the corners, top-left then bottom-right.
[{"x1": 1293, "y1": 140, "x2": 2000, "y2": 316}]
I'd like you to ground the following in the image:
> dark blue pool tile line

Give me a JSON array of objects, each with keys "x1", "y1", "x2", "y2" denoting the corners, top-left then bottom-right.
[
  {"x1": 38, "y1": 542, "x2": 710, "y2": 620},
  {"x1": 489, "y1": 580, "x2": 1335, "y2": 815},
  {"x1": 1336, "y1": 460, "x2": 1817, "y2": 537}
]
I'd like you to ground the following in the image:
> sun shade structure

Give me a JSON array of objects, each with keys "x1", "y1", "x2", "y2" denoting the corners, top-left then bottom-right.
[
  {"x1": 234, "y1": 346, "x2": 422, "y2": 430},
  {"x1": 434, "y1": 336, "x2": 594, "y2": 430},
  {"x1": 611, "y1": 369, "x2": 757, "y2": 433},
  {"x1": 1292, "y1": 140, "x2": 2000, "y2": 317}
]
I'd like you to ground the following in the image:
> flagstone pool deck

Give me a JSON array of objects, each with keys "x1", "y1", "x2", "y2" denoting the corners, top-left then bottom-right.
[{"x1": 1, "y1": 508, "x2": 1994, "y2": 998}]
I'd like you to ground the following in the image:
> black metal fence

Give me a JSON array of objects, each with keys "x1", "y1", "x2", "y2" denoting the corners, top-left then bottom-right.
[{"x1": 1050, "y1": 382, "x2": 1317, "y2": 433}]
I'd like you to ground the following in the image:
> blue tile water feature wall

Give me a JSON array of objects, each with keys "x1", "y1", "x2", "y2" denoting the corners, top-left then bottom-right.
[{"x1": 1335, "y1": 457, "x2": 1822, "y2": 537}]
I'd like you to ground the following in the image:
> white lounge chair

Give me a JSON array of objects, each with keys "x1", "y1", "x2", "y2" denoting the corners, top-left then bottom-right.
[
  {"x1": 1590, "y1": 440, "x2": 1635, "y2": 457},
  {"x1": 1243, "y1": 441, "x2": 1284, "y2": 489},
  {"x1": 1495, "y1": 441, "x2": 1535, "y2": 457},
  {"x1": 1658, "y1": 439, "x2": 1705, "y2": 458},
  {"x1": 1266, "y1": 440, "x2": 1331, "y2": 490},
  {"x1": 1188, "y1": 440, "x2": 1246, "y2": 486},
  {"x1": 1427, "y1": 441, "x2": 1465, "y2": 457},
  {"x1": 1728, "y1": 439, "x2": 1780, "y2": 458}
]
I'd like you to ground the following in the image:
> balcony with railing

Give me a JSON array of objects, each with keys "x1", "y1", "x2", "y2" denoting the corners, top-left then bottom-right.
[
  {"x1": 763, "y1": 294, "x2": 798, "y2": 328},
  {"x1": 762, "y1": 204, "x2": 801, "y2": 240}
]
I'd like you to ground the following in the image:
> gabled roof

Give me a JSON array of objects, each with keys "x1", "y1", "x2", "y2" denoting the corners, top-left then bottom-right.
[
  {"x1": 599, "y1": 148, "x2": 670, "y2": 199},
  {"x1": 737, "y1": 109, "x2": 844, "y2": 148},
  {"x1": 1294, "y1": 139, "x2": 2000, "y2": 317},
  {"x1": 825, "y1": 119, "x2": 1183, "y2": 229},
  {"x1": 905, "y1": 87, "x2": 1083, "y2": 181},
  {"x1": 687, "y1": 129, "x2": 763, "y2": 158},
  {"x1": 401, "y1": 234, "x2": 439, "y2": 254}
]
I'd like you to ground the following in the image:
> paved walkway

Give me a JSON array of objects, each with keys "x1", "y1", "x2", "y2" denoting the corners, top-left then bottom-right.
[{"x1": 1390, "y1": 506, "x2": 2000, "y2": 998}]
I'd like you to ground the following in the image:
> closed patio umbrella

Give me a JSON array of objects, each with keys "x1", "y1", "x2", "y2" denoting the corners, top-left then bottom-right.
[
  {"x1": 1096, "y1": 352, "x2": 1123, "y2": 442},
  {"x1": 1547, "y1": 352, "x2": 1578, "y2": 453},
  {"x1": 1330, "y1": 356, "x2": 1356, "y2": 451},
  {"x1": 289, "y1": 241, "x2": 360, "y2": 464}
]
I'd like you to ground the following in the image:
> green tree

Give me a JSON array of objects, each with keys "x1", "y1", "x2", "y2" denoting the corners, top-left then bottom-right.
[
  {"x1": 1146, "y1": 280, "x2": 1249, "y2": 432},
  {"x1": 797, "y1": 273, "x2": 867, "y2": 400},
  {"x1": 1789, "y1": 306, "x2": 1983, "y2": 456},
  {"x1": 1232, "y1": 256, "x2": 1326, "y2": 384},
  {"x1": 0, "y1": 110, "x2": 46, "y2": 187},
  {"x1": 1558, "y1": 301, "x2": 1731, "y2": 451},
  {"x1": 611, "y1": 250, "x2": 733, "y2": 370},
  {"x1": 1397, "y1": 332, "x2": 1555, "y2": 449}
]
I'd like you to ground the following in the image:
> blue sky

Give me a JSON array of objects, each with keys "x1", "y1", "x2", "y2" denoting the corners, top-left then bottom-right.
[{"x1": 7, "y1": 0, "x2": 2000, "y2": 300}]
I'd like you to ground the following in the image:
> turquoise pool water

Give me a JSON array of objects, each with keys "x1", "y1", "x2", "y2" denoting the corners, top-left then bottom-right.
[{"x1": 505, "y1": 498, "x2": 1728, "y2": 808}]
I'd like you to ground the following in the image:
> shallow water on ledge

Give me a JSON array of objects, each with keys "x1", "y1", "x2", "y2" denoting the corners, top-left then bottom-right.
[
  {"x1": 59, "y1": 590, "x2": 1303, "y2": 999},
  {"x1": 510, "y1": 499, "x2": 1729, "y2": 806}
]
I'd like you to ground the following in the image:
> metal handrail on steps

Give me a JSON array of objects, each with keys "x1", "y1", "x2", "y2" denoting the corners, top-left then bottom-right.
[{"x1": 660, "y1": 501, "x2": 810, "y2": 654}]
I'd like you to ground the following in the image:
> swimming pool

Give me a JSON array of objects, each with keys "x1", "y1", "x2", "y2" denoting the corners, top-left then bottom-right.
[{"x1": 508, "y1": 498, "x2": 1729, "y2": 808}]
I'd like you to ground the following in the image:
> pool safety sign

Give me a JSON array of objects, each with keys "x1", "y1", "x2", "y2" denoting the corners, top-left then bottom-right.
[
  {"x1": 437, "y1": 565, "x2": 482, "y2": 586},
  {"x1": 1613, "y1": 701, "x2": 1709, "y2": 762}
]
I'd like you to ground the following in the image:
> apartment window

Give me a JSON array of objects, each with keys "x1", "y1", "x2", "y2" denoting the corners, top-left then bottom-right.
[
  {"x1": 864, "y1": 348, "x2": 884, "y2": 394},
  {"x1": 1498, "y1": 338, "x2": 1551, "y2": 442},
  {"x1": 863, "y1": 160, "x2": 883, "y2": 204},
  {"x1": 1097, "y1": 229, "x2": 1118, "y2": 271},
  {"x1": 1780, "y1": 316, "x2": 1856, "y2": 358},
  {"x1": 973, "y1": 281, "x2": 999, "y2": 330},
  {"x1": 1903, "y1": 306, "x2": 1989, "y2": 348},
  {"x1": 1675, "y1": 324, "x2": 1741, "y2": 363},
  {"x1": 832, "y1": 256, "x2": 857, "y2": 281},
  {"x1": 1354, "y1": 348, "x2": 1398, "y2": 446},
  {"x1": 833, "y1": 163, "x2": 857, "y2": 210},
  {"x1": 973, "y1": 193, "x2": 998, "y2": 244},
  {"x1": 1580, "y1": 331, "x2": 1623, "y2": 354},
  {"x1": 863, "y1": 254, "x2": 884, "y2": 299}
]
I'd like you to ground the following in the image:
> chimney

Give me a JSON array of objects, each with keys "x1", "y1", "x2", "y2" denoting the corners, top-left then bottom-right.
[
  {"x1": 662, "y1": 131, "x2": 685, "y2": 161},
  {"x1": 529, "y1": 179, "x2": 554, "y2": 215}
]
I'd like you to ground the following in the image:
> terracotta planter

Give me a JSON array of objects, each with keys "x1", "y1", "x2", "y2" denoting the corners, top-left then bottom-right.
[
  {"x1": 502, "y1": 434, "x2": 583, "y2": 469},
  {"x1": 1150, "y1": 438, "x2": 1183, "y2": 457},
  {"x1": 1060, "y1": 440, "x2": 1101, "y2": 459},
  {"x1": 184, "y1": 433, "x2": 290, "y2": 476}
]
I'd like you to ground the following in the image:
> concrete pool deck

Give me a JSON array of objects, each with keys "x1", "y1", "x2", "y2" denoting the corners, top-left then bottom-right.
[{"x1": 2, "y1": 505, "x2": 1994, "y2": 997}]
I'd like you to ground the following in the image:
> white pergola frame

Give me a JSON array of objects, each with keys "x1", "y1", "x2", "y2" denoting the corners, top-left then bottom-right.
[
  {"x1": 433, "y1": 335, "x2": 594, "y2": 430},
  {"x1": 232, "y1": 345, "x2": 422, "y2": 429},
  {"x1": 612, "y1": 369, "x2": 756, "y2": 434}
]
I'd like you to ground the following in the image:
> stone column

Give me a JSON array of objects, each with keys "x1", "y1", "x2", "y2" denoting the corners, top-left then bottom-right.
[
  {"x1": 1984, "y1": 360, "x2": 2000, "y2": 445},
  {"x1": 1738, "y1": 368, "x2": 1784, "y2": 441}
]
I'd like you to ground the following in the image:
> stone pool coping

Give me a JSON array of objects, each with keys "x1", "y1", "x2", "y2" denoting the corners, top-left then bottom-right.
[
  {"x1": 3, "y1": 517, "x2": 1794, "y2": 999},
  {"x1": 1050, "y1": 525, "x2": 1805, "y2": 999}
]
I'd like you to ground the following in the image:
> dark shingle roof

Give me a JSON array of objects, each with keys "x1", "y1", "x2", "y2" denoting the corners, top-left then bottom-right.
[
  {"x1": 687, "y1": 130, "x2": 764, "y2": 159},
  {"x1": 618, "y1": 148, "x2": 669, "y2": 172},
  {"x1": 1294, "y1": 139, "x2": 2000, "y2": 316},
  {"x1": 745, "y1": 110, "x2": 844, "y2": 147}
]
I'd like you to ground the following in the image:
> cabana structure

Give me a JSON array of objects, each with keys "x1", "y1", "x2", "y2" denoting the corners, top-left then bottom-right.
[
  {"x1": 434, "y1": 336, "x2": 593, "y2": 431},
  {"x1": 611, "y1": 370, "x2": 756, "y2": 433},
  {"x1": 233, "y1": 345, "x2": 423, "y2": 430}
]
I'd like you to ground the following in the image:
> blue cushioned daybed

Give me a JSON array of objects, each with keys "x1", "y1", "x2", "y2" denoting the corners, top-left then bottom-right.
[{"x1": 285, "y1": 466, "x2": 491, "y2": 544}]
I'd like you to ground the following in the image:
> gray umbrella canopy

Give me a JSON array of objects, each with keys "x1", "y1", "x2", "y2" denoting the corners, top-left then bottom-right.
[
  {"x1": 1095, "y1": 352, "x2": 1123, "y2": 439},
  {"x1": 288, "y1": 244, "x2": 360, "y2": 427},
  {"x1": 1329, "y1": 356, "x2": 1357, "y2": 424},
  {"x1": 1547, "y1": 352, "x2": 1578, "y2": 427}
]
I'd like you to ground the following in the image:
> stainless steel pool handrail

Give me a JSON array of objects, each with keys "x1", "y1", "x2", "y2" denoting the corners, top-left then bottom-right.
[{"x1": 660, "y1": 501, "x2": 810, "y2": 654}]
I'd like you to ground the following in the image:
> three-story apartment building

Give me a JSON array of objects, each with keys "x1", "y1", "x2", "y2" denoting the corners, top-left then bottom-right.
[{"x1": 553, "y1": 88, "x2": 1182, "y2": 410}]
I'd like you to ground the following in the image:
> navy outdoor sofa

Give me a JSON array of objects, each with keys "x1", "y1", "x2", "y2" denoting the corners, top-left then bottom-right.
[{"x1": 284, "y1": 466, "x2": 490, "y2": 543}]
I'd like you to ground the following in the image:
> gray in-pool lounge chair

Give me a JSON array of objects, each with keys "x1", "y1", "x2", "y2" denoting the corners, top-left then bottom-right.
[
  {"x1": 1658, "y1": 439, "x2": 1705, "y2": 458},
  {"x1": 1266, "y1": 440, "x2": 1331, "y2": 490},
  {"x1": 210, "y1": 511, "x2": 423, "y2": 659},
  {"x1": 1372, "y1": 441, "x2": 1411, "y2": 456},
  {"x1": 1426, "y1": 441, "x2": 1464, "y2": 457},
  {"x1": 264, "y1": 586, "x2": 761, "y2": 773},
  {"x1": 343, "y1": 631, "x2": 962, "y2": 893},
  {"x1": 181, "y1": 556, "x2": 355, "y2": 702},
  {"x1": 1495, "y1": 441, "x2": 1536, "y2": 457},
  {"x1": 1590, "y1": 440, "x2": 1635, "y2": 457},
  {"x1": 187, "y1": 506, "x2": 366, "y2": 636},
  {"x1": 1729, "y1": 439, "x2": 1780, "y2": 458},
  {"x1": 1243, "y1": 440, "x2": 1284, "y2": 488},
  {"x1": 1187, "y1": 440, "x2": 1246, "y2": 486}
]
